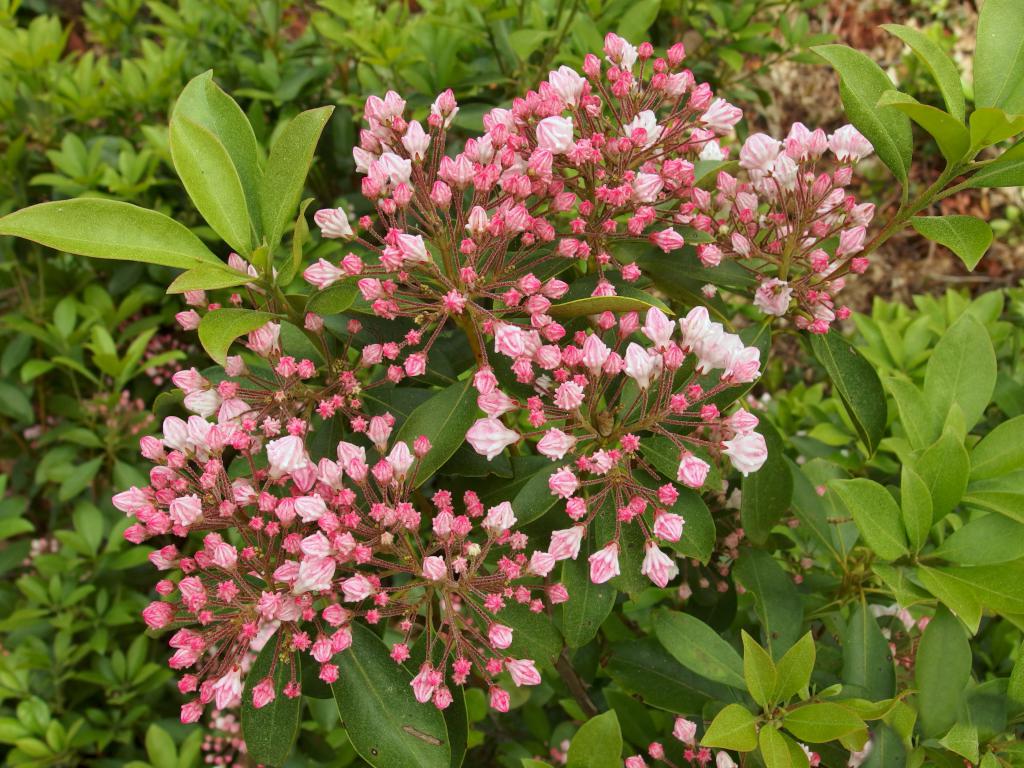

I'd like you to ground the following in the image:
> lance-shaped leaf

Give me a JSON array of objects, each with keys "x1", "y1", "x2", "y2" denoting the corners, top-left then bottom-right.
[
  {"x1": 0, "y1": 199, "x2": 223, "y2": 270},
  {"x1": 880, "y1": 24, "x2": 965, "y2": 121},
  {"x1": 332, "y1": 623, "x2": 454, "y2": 768},
  {"x1": 829, "y1": 479, "x2": 908, "y2": 561},
  {"x1": 809, "y1": 330, "x2": 886, "y2": 455},
  {"x1": 241, "y1": 642, "x2": 302, "y2": 767},
  {"x1": 813, "y1": 45, "x2": 913, "y2": 185},
  {"x1": 394, "y1": 378, "x2": 477, "y2": 488},
  {"x1": 975, "y1": 0, "x2": 1024, "y2": 115},
  {"x1": 198, "y1": 308, "x2": 276, "y2": 364}
]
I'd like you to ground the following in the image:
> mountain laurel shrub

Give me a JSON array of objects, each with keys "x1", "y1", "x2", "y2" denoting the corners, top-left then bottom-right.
[{"x1": 2, "y1": 1, "x2": 1024, "y2": 767}]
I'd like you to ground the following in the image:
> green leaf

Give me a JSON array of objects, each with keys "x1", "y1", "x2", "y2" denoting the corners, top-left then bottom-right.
[
  {"x1": 261, "y1": 106, "x2": 334, "y2": 249},
  {"x1": 742, "y1": 631, "x2": 778, "y2": 709},
  {"x1": 653, "y1": 610, "x2": 745, "y2": 690},
  {"x1": 605, "y1": 638, "x2": 740, "y2": 714},
  {"x1": 174, "y1": 71, "x2": 262, "y2": 232},
  {"x1": 733, "y1": 549, "x2": 803, "y2": 658},
  {"x1": 967, "y1": 141, "x2": 1024, "y2": 188},
  {"x1": 915, "y1": 607, "x2": 971, "y2": 737},
  {"x1": 920, "y1": 559, "x2": 1024, "y2": 621},
  {"x1": 1009, "y1": 641, "x2": 1024, "y2": 710},
  {"x1": 914, "y1": 428, "x2": 970, "y2": 521},
  {"x1": 876, "y1": 91, "x2": 969, "y2": 163},
  {"x1": 900, "y1": 465, "x2": 932, "y2": 551},
  {"x1": 740, "y1": 422, "x2": 793, "y2": 545},
  {"x1": 880, "y1": 24, "x2": 965, "y2": 121},
  {"x1": 969, "y1": 413, "x2": 1024, "y2": 479},
  {"x1": 566, "y1": 711, "x2": 622, "y2": 768},
  {"x1": 759, "y1": 726, "x2": 799, "y2": 768},
  {"x1": 932, "y1": 513, "x2": 1024, "y2": 564},
  {"x1": 306, "y1": 282, "x2": 358, "y2": 315},
  {"x1": 842, "y1": 603, "x2": 895, "y2": 700},
  {"x1": 333, "y1": 623, "x2": 452, "y2": 768},
  {"x1": 547, "y1": 293, "x2": 669, "y2": 319},
  {"x1": 922, "y1": 313, "x2": 996, "y2": 431},
  {"x1": 561, "y1": 527, "x2": 616, "y2": 648},
  {"x1": 939, "y1": 721, "x2": 979, "y2": 764},
  {"x1": 969, "y1": 108, "x2": 1024, "y2": 153},
  {"x1": 962, "y1": 471, "x2": 1024, "y2": 522},
  {"x1": 809, "y1": 331, "x2": 887, "y2": 456},
  {"x1": 395, "y1": 379, "x2": 477, "y2": 488},
  {"x1": 498, "y1": 602, "x2": 563, "y2": 668},
  {"x1": 144, "y1": 725, "x2": 177, "y2": 768},
  {"x1": 167, "y1": 264, "x2": 252, "y2": 294},
  {"x1": 0, "y1": 199, "x2": 223, "y2": 270},
  {"x1": 701, "y1": 704, "x2": 758, "y2": 752},
  {"x1": 774, "y1": 632, "x2": 815, "y2": 703},
  {"x1": 861, "y1": 724, "x2": 906, "y2": 768},
  {"x1": 241, "y1": 642, "x2": 302, "y2": 767},
  {"x1": 198, "y1": 308, "x2": 275, "y2": 365},
  {"x1": 975, "y1": 0, "x2": 1024, "y2": 114},
  {"x1": 170, "y1": 113, "x2": 253, "y2": 256},
  {"x1": 783, "y1": 703, "x2": 866, "y2": 743},
  {"x1": 829, "y1": 479, "x2": 908, "y2": 561},
  {"x1": 917, "y1": 565, "x2": 982, "y2": 633},
  {"x1": 910, "y1": 215, "x2": 993, "y2": 270},
  {"x1": 510, "y1": 462, "x2": 561, "y2": 525},
  {"x1": 670, "y1": 489, "x2": 715, "y2": 563},
  {"x1": 812, "y1": 45, "x2": 913, "y2": 184},
  {"x1": 886, "y1": 377, "x2": 941, "y2": 450}
]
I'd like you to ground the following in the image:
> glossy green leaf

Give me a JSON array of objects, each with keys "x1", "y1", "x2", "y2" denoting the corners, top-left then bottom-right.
[
  {"x1": 197, "y1": 308, "x2": 275, "y2": 365},
  {"x1": 261, "y1": 106, "x2": 334, "y2": 249},
  {"x1": 561, "y1": 526, "x2": 616, "y2": 648},
  {"x1": 886, "y1": 376, "x2": 941, "y2": 450},
  {"x1": 932, "y1": 513, "x2": 1024, "y2": 564},
  {"x1": 605, "y1": 638, "x2": 741, "y2": 714},
  {"x1": 900, "y1": 465, "x2": 932, "y2": 551},
  {"x1": 813, "y1": 45, "x2": 913, "y2": 184},
  {"x1": 861, "y1": 724, "x2": 906, "y2": 768},
  {"x1": 783, "y1": 703, "x2": 865, "y2": 743},
  {"x1": 969, "y1": 107, "x2": 1024, "y2": 153},
  {"x1": 653, "y1": 610, "x2": 745, "y2": 690},
  {"x1": 333, "y1": 623, "x2": 453, "y2": 768},
  {"x1": 809, "y1": 330, "x2": 887, "y2": 456},
  {"x1": 921, "y1": 559, "x2": 1024, "y2": 621},
  {"x1": 910, "y1": 215, "x2": 993, "y2": 271},
  {"x1": 829, "y1": 479, "x2": 908, "y2": 561},
  {"x1": 923, "y1": 313, "x2": 996, "y2": 431},
  {"x1": 509, "y1": 461, "x2": 561, "y2": 525},
  {"x1": 733, "y1": 549, "x2": 803, "y2": 658},
  {"x1": 170, "y1": 113, "x2": 253, "y2": 256},
  {"x1": 967, "y1": 141, "x2": 1024, "y2": 188},
  {"x1": 842, "y1": 603, "x2": 895, "y2": 700},
  {"x1": 0, "y1": 199, "x2": 223, "y2": 270},
  {"x1": 241, "y1": 642, "x2": 302, "y2": 767},
  {"x1": 975, "y1": 0, "x2": 1024, "y2": 114},
  {"x1": 548, "y1": 293, "x2": 670, "y2": 319},
  {"x1": 566, "y1": 710, "x2": 622, "y2": 768},
  {"x1": 167, "y1": 264, "x2": 252, "y2": 294},
  {"x1": 915, "y1": 608, "x2": 971, "y2": 737},
  {"x1": 395, "y1": 378, "x2": 477, "y2": 488},
  {"x1": 880, "y1": 24, "x2": 965, "y2": 121},
  {"x1": 774, "y1": 632, "x2": 815, "y2": 703},
  {"x1": 701, "y1": 704, "x2": 758, "y2": 752},
  {"x1": 740, "y1": 422, "x2": 793, "y2": 545},
  {"x1": 917, "y1": 565, "x2": 983, "y2": 633},
  {"x1": 969, "y1": 414, "x2": 1024, "y2": 480},
  {"x1": 759, "y1": 726, "x2": 802, "y2": 768},
  {"x1": 914, "y1": 428, "x2": 970, "y2": 521},
  {"x1": 499, "y1": 602, "x2": 563, "y2": 667},
  {"x1": 174, "y1": 70, "x2": 262, "y2": 230},
  {"x1": 306, "y1": 282, "x2": 358, "y2": 316},
  {"x1": 962, "y1": 471, "x2": 1024, "y2": 523},
  {"x1": 742, "y1": 631, "x2": 778, "y2": 709},
  {"x1": 876, "y1": 91, "x2": 969, "y2": 163}
]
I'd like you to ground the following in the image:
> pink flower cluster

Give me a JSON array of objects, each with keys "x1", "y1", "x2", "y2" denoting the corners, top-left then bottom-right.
[
  {"x1": 305, "y1": 32, "x2": 747, "y2": 371},
  {"x1": 467, "y1": 306, "x2": 766, "y2": 587},
  {"x1": 117, "y1": 352, "x2": 563, "y2": 722},
  {"x1": 686, "y1": 124, "x2": 875, "y2": 332}
]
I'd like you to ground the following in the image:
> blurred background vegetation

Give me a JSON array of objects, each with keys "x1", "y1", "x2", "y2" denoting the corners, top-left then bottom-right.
[{"x1": 0, "y1": 1, "x2": 1021, "y2": 765}]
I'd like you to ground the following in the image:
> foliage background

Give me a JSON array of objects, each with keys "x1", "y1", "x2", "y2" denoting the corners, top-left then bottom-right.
[{"x1": 1, "y1": 1, "x2": 1022, "y2": 766}]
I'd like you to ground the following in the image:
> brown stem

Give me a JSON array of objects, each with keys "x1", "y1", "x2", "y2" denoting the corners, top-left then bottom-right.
[{"x1": 554, "y1": 649, "x2": 599, "y2": 719}]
